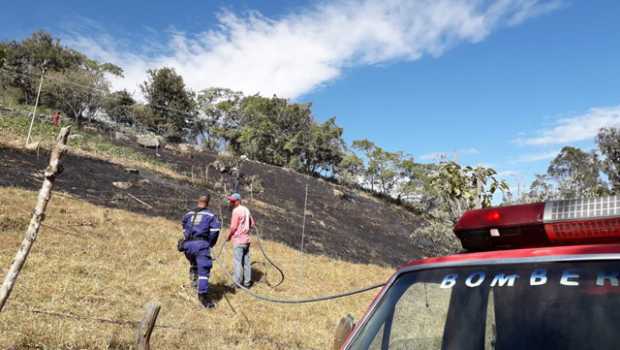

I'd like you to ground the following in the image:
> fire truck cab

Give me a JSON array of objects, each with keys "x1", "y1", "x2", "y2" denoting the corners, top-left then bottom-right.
[{"x1": 341, "y1": 197, "x2": 620, "y2": 350}]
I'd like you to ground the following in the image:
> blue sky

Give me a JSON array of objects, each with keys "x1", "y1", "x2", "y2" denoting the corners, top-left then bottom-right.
[{"x1": 3, "y1": 1, "x2": 620, "y2": 195}]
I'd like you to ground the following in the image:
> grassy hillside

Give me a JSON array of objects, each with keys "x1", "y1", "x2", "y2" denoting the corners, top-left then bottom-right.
[
  {"x1": 0, "y1": 187, "x2": 392, "y2": 349},
  {"x1": 0, "y1": 114, "x2": 460, "y2": 267}
]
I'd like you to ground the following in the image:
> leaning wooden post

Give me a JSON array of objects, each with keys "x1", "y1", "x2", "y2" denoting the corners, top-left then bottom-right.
[
  {"x1": 136, "y1": 302, "x2": 161, "y2": 350},
  {"x1": 0, "y1": 126, "x2": 71, "y2": 312},
  {"x1": 332, "y1": 314, "x2": 355, "y2": 350}
]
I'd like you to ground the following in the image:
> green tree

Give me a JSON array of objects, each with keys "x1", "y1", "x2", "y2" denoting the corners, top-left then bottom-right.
[
  {"x1": 42, "y1": 58, "x2": 122, "y2": 127},
  {"x1": 195, "y1": 87, "x2": 244, "y2": 150},
  {"x1": 351, "y1": 139, "x2": 379, "y2": 191},
  {"x1": 597, "y1": 127, "x2": 620, "y2": 193},
  {"x1": 428, "y1": 161, "x2": 509, "y2": 222},
  {"x1": 547, "y1": 146, "x2": 607, "y2": 198},
  {"x1": 0, "y1": 44, "x2": 9, "y2": 95},
  {"x1": 236, "y1": 96, "x2": 312, "y2": 166},
  {"x1": 351, "y1": 139, "x2": 403, "y2": 194},
  {"x1": 44, "y1": 69, "x2": 108, "y2": 127},
  {"x1": 0, "y1": 44, "x2": 6, "y2": 68},
  {"x1": 140, "y1": 67, "x2": 195, "y2": 140},
  {"x1": 337, "y1": 152, "x2": 365, "y2": 185},
  {"x1": 2, "y1": 31, "x2": 85, "y2": 104},
  {"x1": 527, "y1": 174, "x2": 557, "y2": 202},
  {"x1": 104, "y1": 90, "x2": 136, "y2": 125},
  {"x1": 285, "y1": 117, "x2": 345, "y2": 175},
  {"x1": 395, "y1": 158, "x2": 430, "y2": 203},
  {"x1": 196, "y1": 93, "x2": 346, "y2": 175}
]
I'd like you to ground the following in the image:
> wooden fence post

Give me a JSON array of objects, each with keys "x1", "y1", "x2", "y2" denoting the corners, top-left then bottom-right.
[
  {"x1": 0, "y1": 126, "x2": 71, "y2": 312},
  {"x1": 136, "y1": 302, "x2": 161, "y2": 350},
  {"x1": 332, "y1": 314, "x2": 355, "y2": 350}
]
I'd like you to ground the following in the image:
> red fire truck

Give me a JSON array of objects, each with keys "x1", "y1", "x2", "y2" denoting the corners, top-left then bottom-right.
[{"x1": 341, "y1": 196, "x2": 620, "y2": 349}]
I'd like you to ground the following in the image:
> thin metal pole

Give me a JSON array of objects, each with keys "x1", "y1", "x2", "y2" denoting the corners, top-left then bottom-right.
[
  {"x1": 26, "y1": 71, "x2": 45, "y2": 145},
  {"x1": 299, "y1": 183, "x2": 309, "y2": 285}
]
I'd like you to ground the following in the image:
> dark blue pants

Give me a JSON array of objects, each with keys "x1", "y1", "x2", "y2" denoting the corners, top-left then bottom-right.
[{"x1": 183, "y1": 242, "x2": 212, "y2": 295}]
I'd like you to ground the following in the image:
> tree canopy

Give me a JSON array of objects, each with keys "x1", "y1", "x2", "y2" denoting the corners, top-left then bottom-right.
[
  {"x1": 140, "y1": 67, "x2": 195, "y2": 140},
  {"x1": 1, "y1": 31, "x2": 123, "y2": 127},
  {"x1": 520, "y1": 140, "x2": 615, "y2": 203},
  {"x1": 195, "y1": 92, "x2": 346, "y2": 176},
  {"x1": 428, "y1": 161, "x2": 509, "y2": 221},
  {"x1": 546, "y1": 146, "x2": 606, "y2": 199},
  {"x1": 597, "y1": 127, "x2": 620, "y2": 193},
  {"x1": 0, "y1": 45, "x2": 6, "y2": 68},
  {"x1": 103, "y1": 89, "x2": 136, "y2": 125},
  {"x1": 2, "y1": 31, "x2": 87, "y2": 104}
]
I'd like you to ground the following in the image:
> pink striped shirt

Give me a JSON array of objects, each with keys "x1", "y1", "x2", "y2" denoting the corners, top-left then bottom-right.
[{"x1": 229, "y1": 205, "x2": 254, "y2": 245}]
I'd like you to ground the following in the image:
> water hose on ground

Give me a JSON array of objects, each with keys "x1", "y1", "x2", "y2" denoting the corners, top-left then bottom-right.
[
  {"x1": 214, "y1": 197, "x2": 385, "y2": 304},
  {"x1": 214, "y1": 238, "x2": 386, "y2": 304}
]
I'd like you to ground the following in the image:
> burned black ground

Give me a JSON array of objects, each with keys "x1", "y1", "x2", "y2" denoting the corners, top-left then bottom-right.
[{"x1": 0, "y1": 140, "x2": 438, "y2": 267}]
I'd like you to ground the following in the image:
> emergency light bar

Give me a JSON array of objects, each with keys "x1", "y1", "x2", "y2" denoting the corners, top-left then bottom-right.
[{"x1": 454, "y1": 196, "x2": 620, "y2": 251}]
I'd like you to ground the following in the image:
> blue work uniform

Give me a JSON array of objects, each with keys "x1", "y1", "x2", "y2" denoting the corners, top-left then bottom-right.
[{"x1": 181, "y1": 207, "x2": 221, "y2": 295}]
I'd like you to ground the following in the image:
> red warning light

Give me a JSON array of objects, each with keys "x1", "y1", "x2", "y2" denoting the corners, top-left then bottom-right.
[
  {"x1": 454, "y1": 203, "x2": 547, "y2": 251},
  {"x1": 486, "y1": 210, "x2": 501, "y2": 222},
  {"x1": 454, "y1": 196, "x2": 620, "y2": 251}
]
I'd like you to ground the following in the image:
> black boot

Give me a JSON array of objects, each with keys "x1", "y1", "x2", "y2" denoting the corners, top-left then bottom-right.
[{"x1": 199, "y1": 294, "x2": 215, "y2": 309}]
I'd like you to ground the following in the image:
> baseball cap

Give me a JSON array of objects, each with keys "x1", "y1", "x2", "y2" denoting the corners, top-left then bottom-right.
[{"x1": 227, "y1": 193, "x2": 241, "y2": 202}]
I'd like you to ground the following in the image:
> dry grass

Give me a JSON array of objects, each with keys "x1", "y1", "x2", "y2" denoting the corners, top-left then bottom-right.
[
  {"x1": 375, "y1": 284, "x2": 451, "y2": 350},
  {"x1": 0, "y1": 187, "x2": 393, "y2": 349}
]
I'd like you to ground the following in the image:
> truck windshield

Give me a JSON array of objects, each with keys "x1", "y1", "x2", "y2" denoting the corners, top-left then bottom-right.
[{"x1": 348, "y1": 260, "x2": 620, "y2": 350}]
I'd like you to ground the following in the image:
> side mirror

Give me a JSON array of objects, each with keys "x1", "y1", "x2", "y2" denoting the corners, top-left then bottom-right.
[{"x1": 332, "y1": 314, "x2": 355, "y2": 350}]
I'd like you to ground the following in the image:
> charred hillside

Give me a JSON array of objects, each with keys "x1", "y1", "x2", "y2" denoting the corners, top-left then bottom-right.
[{"x1": 0, "y1": 133, "x2": 457, "y2": 267}]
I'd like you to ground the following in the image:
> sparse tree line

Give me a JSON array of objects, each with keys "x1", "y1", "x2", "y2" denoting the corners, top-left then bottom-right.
[
  {"x1": 0, "y1": 31, "x2": 510, "y2": 235},
  {"x1": 509, "y1": 129, "x2": 620, "y2": 203},
  {"x1": 0, "y1": 31, "x2": 123, "y2": 126}
]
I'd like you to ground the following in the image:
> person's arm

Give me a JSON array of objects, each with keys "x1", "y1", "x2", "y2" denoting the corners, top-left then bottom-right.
[
  {"x1": 227, "y1": 209, "x2": 240, "y2": 241},
  {"x1": 209, "y1": 216, "x2": 221, "y2": 248},
  {"x1": 181, "y1": 212, "x2": 191, "y2": 239},
  {"x1": 250, "y1": 215, "x2": 256, "y2": 229}
]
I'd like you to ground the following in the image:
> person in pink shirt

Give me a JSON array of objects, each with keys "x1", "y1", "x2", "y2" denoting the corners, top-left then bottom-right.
[{"x1": 226, "y1": 193, "x2": 255, "y2": 288}]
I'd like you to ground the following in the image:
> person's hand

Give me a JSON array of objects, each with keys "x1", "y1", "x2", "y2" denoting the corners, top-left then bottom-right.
[{"x1": 176, "y1": 238, "x2": 186, "y2": 252}]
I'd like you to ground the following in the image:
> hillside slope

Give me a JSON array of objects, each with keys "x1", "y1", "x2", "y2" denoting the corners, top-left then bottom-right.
[
  {"x1": 0, "y1": 115, "x2": 459, "y2": 266},
  {"x1": 0, "y1": 187, "x2": 393, "y2": 349}
]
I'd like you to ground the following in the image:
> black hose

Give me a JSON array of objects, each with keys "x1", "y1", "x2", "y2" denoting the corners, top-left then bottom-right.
[
  {"x1": 253, "y1": 226, "x2": 285, "y2": 288},
  {"x1": 214, "y1": 239, "x2": 386, "y2": 304},
  {"x1": 214, "y1": 204, "x2": 385, "y2": 303},
  {"x1": 223, "y1": 261, "x2": 385, "y2": 304}
]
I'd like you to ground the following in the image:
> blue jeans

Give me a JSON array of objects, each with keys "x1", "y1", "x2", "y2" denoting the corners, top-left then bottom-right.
[{"x1": 233, "y1": 244, "x2": 251, "y2": 287}]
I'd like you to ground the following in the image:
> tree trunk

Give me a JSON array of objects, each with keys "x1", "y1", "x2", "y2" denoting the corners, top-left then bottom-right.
[{"x1": 0, "y1": 126, "x2": 71, "y2": 312}]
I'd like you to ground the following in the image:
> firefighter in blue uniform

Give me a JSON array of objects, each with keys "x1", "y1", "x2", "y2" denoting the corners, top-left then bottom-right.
[{"x1": 180, "y1": 193, "x2": 220, "y2": 308}]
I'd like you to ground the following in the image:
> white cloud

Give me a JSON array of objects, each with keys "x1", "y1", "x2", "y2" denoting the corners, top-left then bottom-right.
[
  {"x1": 516, "y1": 106, "x2": 620, "y2": 145},
  {"x1": 514, "y1": 150, "x2": 559, "y2": 163},
  {"x1": 497, "y1": 170, "x2": 520, "y2": 177},
  {"x1": 460, "y1": 147, "x2": 481, "y2": 155},
  {"x1": 62, "y1": 0, "x2": 561, "y2": 99},
  {"x1": 419, "y1": 147, "x2": 480, "y2": 161}
]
